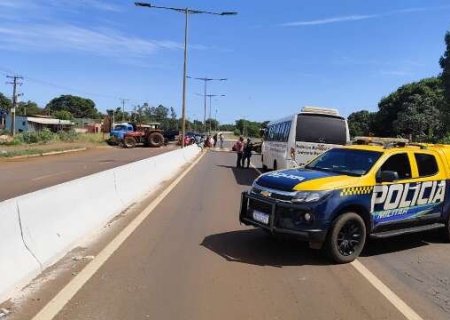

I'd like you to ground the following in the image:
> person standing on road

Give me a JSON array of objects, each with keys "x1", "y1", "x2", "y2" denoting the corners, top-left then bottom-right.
[
  {"x1": 219, "y1": 133, "x2": 224, "y2": 149},
  {"x1": 234, "y1": 136, "x2": 244, "y2": 168},
  {"x1": 213, "y1": 133, "x2": 218, "y2": 148},
  {"x1": 242, "y1": 138, "x2": 253, "y2": 168}
]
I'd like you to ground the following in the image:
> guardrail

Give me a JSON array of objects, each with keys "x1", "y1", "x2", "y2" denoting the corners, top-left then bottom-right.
[{"x1": 0, "y1": 145, "x2": 201, "y2": 303}]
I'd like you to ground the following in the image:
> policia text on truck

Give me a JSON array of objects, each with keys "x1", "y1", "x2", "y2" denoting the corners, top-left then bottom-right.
[{"x1": 239, "y1": 139, "x2": 450, "y2": 263}]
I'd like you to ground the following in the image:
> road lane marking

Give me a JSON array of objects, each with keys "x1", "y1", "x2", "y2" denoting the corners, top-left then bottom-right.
[
  {"x1": 351, "y1": 260, "x2": 423, "y2": 320},
  {"x1": 32, "y1": 150, "x2": 206, "y2": 320},
  {"x1": 250, "y1": 161, "x2": 423, "y2": 319},
  {"x1": 31, "y1": 172, "x2": 70, "y2": 182}
]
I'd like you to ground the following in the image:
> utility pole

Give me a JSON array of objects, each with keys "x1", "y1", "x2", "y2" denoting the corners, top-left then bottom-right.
[
  {"x1": 6, "y1": 75, "x2": 23, "y2": 136},
  {"x1": 120, "y1": 98, "x2": 129, "y2": 122},
  {"x1": 204, "y1": 94, "x2": 225, "y2": 134}
]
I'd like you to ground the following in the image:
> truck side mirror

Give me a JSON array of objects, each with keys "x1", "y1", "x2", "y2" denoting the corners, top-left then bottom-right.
[{"x1": 377, "y1": 170, "x2": 399, "y2": 183}]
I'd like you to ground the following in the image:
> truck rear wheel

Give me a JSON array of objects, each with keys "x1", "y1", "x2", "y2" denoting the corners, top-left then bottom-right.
[
  {"x1": 124, "y1": 136, "x2": 136, "y2": 148},
  {"x1": 326, "y1": 212, "x2": 366, "y2": 264},
  {"x1": 148, "y1": 132, "x2": 164, "y2": 147}
]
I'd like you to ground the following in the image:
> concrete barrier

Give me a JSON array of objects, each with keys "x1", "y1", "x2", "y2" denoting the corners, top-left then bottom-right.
[
  {"x1": 0, "y1": 199, "x2": 41, "y2": 303},
  {"x1": 0, "y1": 145, "x2": 201, "y2": 302}
]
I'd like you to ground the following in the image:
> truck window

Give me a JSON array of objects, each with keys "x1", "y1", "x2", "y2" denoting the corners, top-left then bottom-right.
[
  {"x1": 296, "y1": 114, "x2": 347, "y2": 145},
  {"x1": 415, "y1": 153, "x2": 438, "y2": 177},
  {"x1": 378, "y1": 153, "x2": 411, "y2": 180}
]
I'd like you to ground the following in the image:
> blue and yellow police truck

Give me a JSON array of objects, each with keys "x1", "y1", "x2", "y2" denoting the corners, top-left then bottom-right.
[{"x1": 240, "y1": 138, "x2": 450, "y2": 263}]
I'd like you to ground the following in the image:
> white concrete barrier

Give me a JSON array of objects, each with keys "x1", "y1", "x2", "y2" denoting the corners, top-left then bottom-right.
[
  {"x1": 0, "y1": 145, "x2": 201, "y2": 302},
  {"x1": 0, "y1": 199, "x2": 41, "y2": 303}
]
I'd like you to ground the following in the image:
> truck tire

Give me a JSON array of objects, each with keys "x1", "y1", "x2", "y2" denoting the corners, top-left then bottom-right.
[
  {"x1": 124, "y1": 136, "x2": 136, "y2": 148},
  {"x1": 148, "y1": 132, "x2": 164, "y2": 147},
  {"x1": 326, "y1": 212, "x2": 366, "y2": 264}
]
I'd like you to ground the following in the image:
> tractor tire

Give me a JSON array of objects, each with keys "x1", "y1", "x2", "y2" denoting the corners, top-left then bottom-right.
[
  {"x1": 148, "y1": 132, "x2": 164, "y2": 147},
  {"x1": 123, "y1": 136, "x2": 136, "y2": 148}
]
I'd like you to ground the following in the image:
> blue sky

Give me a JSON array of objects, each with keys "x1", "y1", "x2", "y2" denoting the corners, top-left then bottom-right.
[{"x1": 0, "y1": 0, "x2": 449, "y2": 124}]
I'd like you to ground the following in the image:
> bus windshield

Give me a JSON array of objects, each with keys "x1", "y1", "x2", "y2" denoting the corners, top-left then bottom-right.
[
  {"x1": 305, "y1": 148, "x2": 382, "y2": 176},
  {"x1": 296, "y1": 114, "x2": 347, "y2": 145}
]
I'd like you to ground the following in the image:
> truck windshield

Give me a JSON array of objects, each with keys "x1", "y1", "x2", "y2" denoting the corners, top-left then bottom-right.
[
  {"x1": 114, "y1": 125, "x2": 128, "y2": 130},
  {"x1": 305, "y1": 148, "x2": 382, "y2": 176}
]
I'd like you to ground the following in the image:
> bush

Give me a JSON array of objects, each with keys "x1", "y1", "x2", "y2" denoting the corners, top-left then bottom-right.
[
  {"x1": 233, "y1": 129, "x2": 241, "y2": 136},
  {"x1": 38, "y1": 128, "x2": 54, "y2": 143},
  {"x1": 58, "y1": 130, "x2": 79, "y2": 142}
]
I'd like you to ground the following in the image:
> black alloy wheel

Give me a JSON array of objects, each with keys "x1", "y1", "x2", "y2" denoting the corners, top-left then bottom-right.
[{"x1": 327, "y1": 212, "x2": 366, "y2": 263}]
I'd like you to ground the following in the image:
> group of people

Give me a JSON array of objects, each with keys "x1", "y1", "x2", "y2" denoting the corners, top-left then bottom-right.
[
  {"x1": 234, "y1": 137, "x2": 253, "y2": 168},
  {"x1": 204, "y1": 133, "x2": 224, "y2": 148}
]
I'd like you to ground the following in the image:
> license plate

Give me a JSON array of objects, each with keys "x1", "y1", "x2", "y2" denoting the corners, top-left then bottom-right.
[{"x1": 252, "y1": 210, "x2": 270, "y2": 224}]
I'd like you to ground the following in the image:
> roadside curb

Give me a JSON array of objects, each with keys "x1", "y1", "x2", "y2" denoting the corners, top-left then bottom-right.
[{"x1": 3, "y1": 147, "x2": 88, "y2": 160}]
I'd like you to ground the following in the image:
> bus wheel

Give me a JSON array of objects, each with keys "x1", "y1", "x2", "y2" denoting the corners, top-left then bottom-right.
[{"x1": 326, "y1": 212, "x2": 366, "y2": 264}]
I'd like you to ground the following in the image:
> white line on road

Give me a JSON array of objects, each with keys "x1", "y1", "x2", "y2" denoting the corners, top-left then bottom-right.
[
  {"x1": 32, "y1": 151, "x2": 206, "y2": 320},
  {"x1": 351, "y1": 260, "x2": 423, "y2": 320},
  {"x1": 249, "y1": 161, "x2": 423, "y2": 320},
  {"x1": 31, "y1": 172, "x2": 70, "y2": 182}
]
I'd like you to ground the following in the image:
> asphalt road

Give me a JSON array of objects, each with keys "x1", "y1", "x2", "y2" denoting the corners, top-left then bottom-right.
[
  {"x1": 0, "y1": 145, "x2": 176, "y2": 201},
  {"x1": 7, "y1": 150, "x2": 450, "y2": 319}
]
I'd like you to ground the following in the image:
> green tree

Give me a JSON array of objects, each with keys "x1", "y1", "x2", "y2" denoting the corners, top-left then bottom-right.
[
  {"x1": 205, "y1": 118, "x2": 219, "y2": 132},
  {"x1": 374, "y1": 77, "x2": 444, "y2": 136},
  {"x1": 440, "y1": 31, "x2": 450, "y2": 123},
  {"x1": 45, "y1": 95, "x2": 99, "y2": 119},
  {"x1": 393, "y1": 94, "x2": 444, "y2": 141},
  {"x1": 0, "y1": 92, "x2": 11, "y2": 112},
  {"x1": 16, "y1": 101, "x2": 42, "y2": 116},
  {"x1": 219, "y1": 123, "x2": 236, "y2": 131},
  {"x1": 53, "y1": 110, "x2": 74, "y2": 120},
  {"x1": 347, "y1": 110, "x2": 376, "y2": 137}
]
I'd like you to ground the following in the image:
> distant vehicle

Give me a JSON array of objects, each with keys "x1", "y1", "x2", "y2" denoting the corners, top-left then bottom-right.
[
  {"x1": 108, "y1": 123, "x2": 134, "y2": 145},
  {"x1": 261, "y1": 106, "x2": 350, "y2": 170},
  {"x1": 122, "y1": 123, "x2": 166, "y2": 148}
]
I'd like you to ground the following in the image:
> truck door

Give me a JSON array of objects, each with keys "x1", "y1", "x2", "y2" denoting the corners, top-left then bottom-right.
[
  {"x1": 371, "y1": 153, "x2": 417, "y2": 230},
  {"x1": 411, "y1": 152, "x2": 446, "y2": 221}
]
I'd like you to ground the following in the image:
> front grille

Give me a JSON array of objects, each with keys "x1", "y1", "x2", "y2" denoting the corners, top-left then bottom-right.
[
  {"x1": 248, "y1": 198, "x2": 272, "y2": 214},
  {"x1": 252, "y1": 186, "x2": 294, "y2": 202}
]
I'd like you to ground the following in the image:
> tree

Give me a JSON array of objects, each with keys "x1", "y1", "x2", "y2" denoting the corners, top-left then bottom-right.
[
  {"x1": 219, "y1": 123, "x2": 236, "y2": 131},
  {"x1": 374, "y1": 77, "x2": 444, "y2": 136},
  {"x1": 16, "y1": 101, "x2": 42, "y2": 116},
  {"x1": 53, "y1": 110, "x2": 74, "y2": 121},
  {"x1": 440, "y1": 32, "x2": 450, "y2": 105},
  {"x1": 205, "y1": 118, "x2": 219, "y2": 132},
  {"x1": 0, "y1": 92, "x2": 11, "y2": 112},
  {"x1": 393, "y1": 94, "x2": 444, "y2": 141},
  {"x1": 235, "y1": 119, "x2": 263, "y2": 137},
  {"x1": 45, "y1": 95, "x2": 99, "y2": 119},
  {"x1": 347, "y1": 110, "x2": 376, "y2": 137}
]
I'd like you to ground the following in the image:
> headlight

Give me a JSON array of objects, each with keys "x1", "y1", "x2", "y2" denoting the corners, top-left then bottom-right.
[{"x1": 292, "y1": 190, "x2": 331, "y2": 203}]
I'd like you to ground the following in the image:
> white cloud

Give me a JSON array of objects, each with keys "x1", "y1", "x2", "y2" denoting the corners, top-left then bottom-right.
[
  {"x1": 0, "y1": 23, "x2": 183, "y2": 59},
  {"x1": 281, "y1": 5, "x2": 450, "y2": 27},
  {"x1": 282, "y1": 15, "x2": 376, "y2": 27}
]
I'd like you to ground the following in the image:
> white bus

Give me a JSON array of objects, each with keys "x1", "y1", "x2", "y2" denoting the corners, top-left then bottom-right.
[{"x1": 261, "y1": 106, "x2": 350, "y2": 170}]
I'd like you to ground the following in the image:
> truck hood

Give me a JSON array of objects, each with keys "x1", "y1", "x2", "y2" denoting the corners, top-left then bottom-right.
[{"x1": 255, "y1": 168, "x2": 361, "y2": 192}]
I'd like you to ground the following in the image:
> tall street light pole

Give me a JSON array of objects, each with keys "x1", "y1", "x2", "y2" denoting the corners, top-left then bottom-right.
[
  {"x1": 188, "y1": 77, "x2": 227, "y2": 133},
  {"x1": 205, "y1": 94, "x2": 225, "y2": 134},
  {"x1": 135, "y1": 2, "x2": 237, "y2": 147}
]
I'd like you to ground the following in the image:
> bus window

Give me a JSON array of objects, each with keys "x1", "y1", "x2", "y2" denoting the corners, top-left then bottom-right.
[{"x1": 296, "y1": 114, "x2": 347, "y2": 145}]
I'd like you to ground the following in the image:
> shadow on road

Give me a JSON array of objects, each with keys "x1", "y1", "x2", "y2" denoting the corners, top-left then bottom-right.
[
  {"x1": 201, "y1": 229, "x2": 329, "y2": 267},
  {"x1": 362, "y1": 230, "x2": 446, "y2": 257},
  {"x1": 216, "y1": 164, "x2": 259, "y2": 186}
]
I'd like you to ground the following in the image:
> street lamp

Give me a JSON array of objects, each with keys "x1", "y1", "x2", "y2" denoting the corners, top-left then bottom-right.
[
  {"x1": 205, "y1": 94, "x2": 225, "y2": 134},
  {"x1": 135, "y1": 2, "x2": 237, "y2": 147},
  {"x1": 188, "y1": 76, "x2": 227, "y2": 132}
]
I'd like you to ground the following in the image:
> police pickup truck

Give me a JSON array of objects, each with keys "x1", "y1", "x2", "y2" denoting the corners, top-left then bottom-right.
[{"x1": 240, "y1": 140, "x2": 450, "y2": 263}]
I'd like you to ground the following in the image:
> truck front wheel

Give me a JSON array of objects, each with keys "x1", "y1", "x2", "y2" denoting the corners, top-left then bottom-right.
[
  {"x1": 123, "y1": 136, "x2": 136, "y2": 148},
  {"x1": 326, "y1": 212, "x2": 366, "y2": 264}
]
